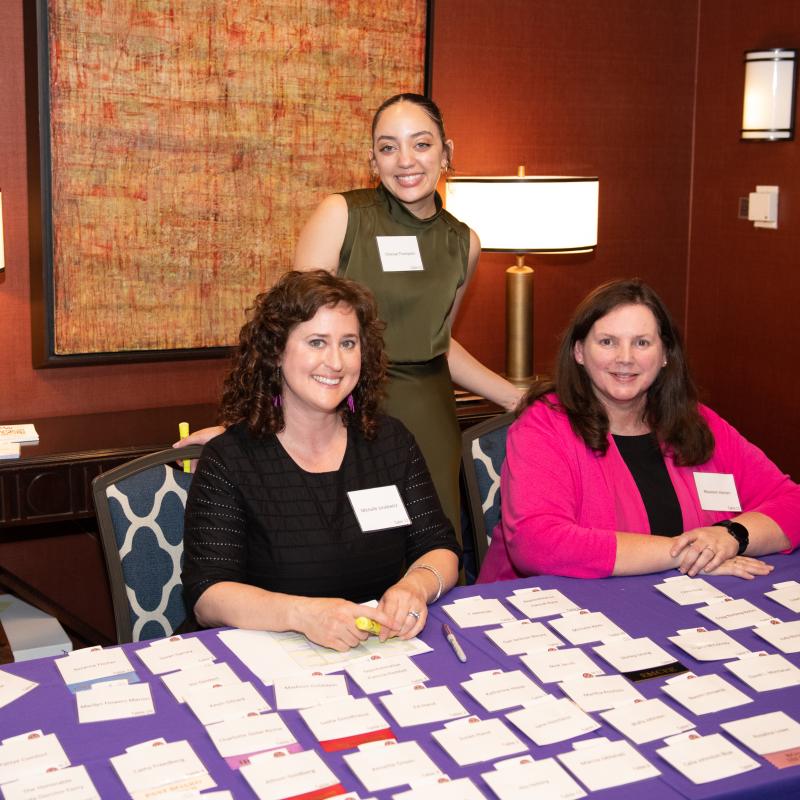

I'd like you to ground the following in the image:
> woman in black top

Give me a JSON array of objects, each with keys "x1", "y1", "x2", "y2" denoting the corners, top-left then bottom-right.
[{"x1": 181, "y1": 271, "x2": 460, "y2": 651}]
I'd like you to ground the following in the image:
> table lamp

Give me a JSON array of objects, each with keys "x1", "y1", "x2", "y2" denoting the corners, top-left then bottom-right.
[{"x1": 446, "y1": 169, "x2": 599, "y2": 385}]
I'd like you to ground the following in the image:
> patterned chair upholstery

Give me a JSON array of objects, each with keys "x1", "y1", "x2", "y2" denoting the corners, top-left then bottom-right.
[
  {"x1": 461, "y1": 412, "x2": 515, "y2": 570},
  {"x1": 92, "y1": 445, "x2": 203, "y2": 643}
]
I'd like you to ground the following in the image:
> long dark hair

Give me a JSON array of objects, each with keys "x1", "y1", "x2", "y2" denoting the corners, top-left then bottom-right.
[
  {"x1": 220, "y1": 270, "x2": 387, "y2": 439},
  {"x1": 524, "y1": 279, "x2": 713, "y2": 465}
]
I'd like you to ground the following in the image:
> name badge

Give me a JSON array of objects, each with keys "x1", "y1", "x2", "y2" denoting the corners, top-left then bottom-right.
[
  {"x1": 376, "y1": 235, "x2": 424, "y2": 272},
  {"x1": 347, "y1": 485, "x2": 411, "y2": 532},
  {"x1": 693, "y1": 472, "x2": 742, "y2": 512}
]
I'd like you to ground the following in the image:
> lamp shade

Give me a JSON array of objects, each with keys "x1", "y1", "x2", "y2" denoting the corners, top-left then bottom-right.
[
  {"x1": 445, "y1": 176, "x2": 599, "y2": 253},
  {"x1": 741, "y1": 49, "x2": 797, "y2": 141}
]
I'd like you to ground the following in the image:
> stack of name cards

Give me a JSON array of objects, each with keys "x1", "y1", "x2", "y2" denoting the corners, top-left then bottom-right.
[
  {"x1": 299, "y1": 696, "x2": 395, "y2": 752},
  {"x1": 0, "y1": 730, "x2": 71, "y2": 786},
  {"x1": 481, "y1": 755, "x2": 586, "y2": 800},
  {"x1": 765, "y1": 580, "x2": 800, "y2": 613},
  {"x1": 241, "y1": 749, "x2": 343, "y2": 800},
  {"x1": 657, "y1": 732, "x2": 759, "y2": 784},
  {"x1": 1, "y1": 764, "x2": 100, "y2": 800},
  {"x1": 343, "y1": 739, "x2": 442, "y2": 793},
  {"x1": 654, "y1": 574, "x2": 729, "y2": 605},
  {"x1": 56, "y1": 645, "x2": 140, "y2": 693}
]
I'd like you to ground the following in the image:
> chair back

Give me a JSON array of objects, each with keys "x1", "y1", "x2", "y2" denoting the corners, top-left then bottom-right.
[
  {"x1": 461, "y1": 412, "x2": 515, "y2": 569},
  {"x1": 92, "y1": 445, "x2": 203, "y2": 643}
]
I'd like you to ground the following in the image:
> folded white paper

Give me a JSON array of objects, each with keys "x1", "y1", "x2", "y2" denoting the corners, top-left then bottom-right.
[
  {"x1": 161, "y1": 660, "x2": 240, "y2": 703},
  {"x1": 752, "y1": 618, "x2": 800, "y2": 654},
  {"x1": 505, "y1": 587, "x2": 580, "y2": 619},
  {"x1": 548, "y1": 610, "x2": 628, "y2": 645},
  {"x1": 299, "y1": 696, "x2": 393, "y2": 751},
  {"x1": 654, "y1": 575, "x2": 729, "y2": 606},
  {"x1": 668, "y1": 627, "x2": 750, "y2": 661},
  {"x1": 696, "y1": 598, "x2": 772, "y2": 631},
  {"x1": 343, "y1": 739, "x2": 442, "y2": 792},
  {"x1": 273, "y1": 672, "x2": 349, "y2": 710},
  {"x1": 558, "y1": 674, "x2": 644, "y2": 712},
  {"x1": 558, "y1": 738, "x2": 660, "y2": 791},
  {"x1": 600, "y1": 697, "x2": 694, "y2": 744},
  {"x1": 0, "y1": 732, "x2": 70, "y2": 785},
  {"x1": 393, "y1": 775, "x2": 485, "y2": 800},
  {"x1": 765, "y1": 580, "x2": 800, "y2": 613},
  {"x1": 506, "y1": 696, "x2": 600, "y2": 746},
  {"x1": 520, "y1": 647, "x2": 604, "y2": 683},
  {"x1": 593, "y1": 636, "x2": 677, "y2": 673},
  {"x1": 379, "y1": 684, "x2": 468, "y2": 727},
  {"x1": 724, "y1": 651, "x2": 800, "y2": 692},
  {"x1": 0, "y1": 764, "x2": 100, "y2": 800},
  {"x1": 76, "y1": 680, "x2": 154, "y2": 723},
  {"x1": 441, "y1": 596, "x2": 518, "y2": 628},
  {"x1": 110, "y1": 739, "x2": 213, "y2": 796},
  {"x1": 240, "y1": 749, "x2": 343, "y2": 800},
  {"x1": 135, "y1": 635, "x2": 215, "y2": 675},
  {"x1": 721, "y1": 710, "x2": 800, "y2": 767},
  {"x1": 55, "y1": 646, "x2": 138, "y2": 690},
  {"x1": 184, "y1": 680, "x2": 270, "y2": 726},
  {"x1": 205, "y1": 712, "x2": 299, "y2": 764},
  {"x1": 345, "y1": 654, "x2": 427, "y2": 694},
  {"x1": 0, "y1": 668, "x2": 37, "y2": 710},
  {"x1": 432, "y1": 716, "x2": 528, "y2": 766},
  {"x1": 482, "y1": 755, "x2": 587, "y2": 800},
  {"x1": 461, "y1": 669, "x2": 546, "y2": 712},
  {"x1": 661, "y1": 671, "x2": 752, "y2": 715},
  {"x1": 657, "y1": 732, "x2": 760, "y2": 784},
  {"x1": 484, "y1": 620, "x2": 564, "y2": 656}
]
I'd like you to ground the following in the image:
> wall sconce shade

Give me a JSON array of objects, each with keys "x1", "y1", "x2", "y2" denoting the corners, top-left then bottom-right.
[
  {"x1": 444, "y1": 176, "x2": 599, "y2": 252},
  {"x1": 445, "y1": 175, "x2": 599, "y2": 384},
  {"x1": 741, "y1": 48, "x2": 797, "y2": 141}
]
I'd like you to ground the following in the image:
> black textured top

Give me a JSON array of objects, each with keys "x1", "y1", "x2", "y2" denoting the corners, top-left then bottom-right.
[
  {"x1": 181, "y1": 416, "x2": 461, "y2": 613},
  {"x1": 613, "y1": 432, "x2": 684, "y2": 537}
]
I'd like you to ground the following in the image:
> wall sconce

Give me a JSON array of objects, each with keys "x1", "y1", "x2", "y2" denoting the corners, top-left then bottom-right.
[
  {"x1": 446, "y1": 170, "x2": 599, "y2": 385},
  {"x1": 741, "y1": 48, "x2": 797, "y2": 141},
  {"x1": 0, "y1": 189, "x2": 5, "y2": 272}
]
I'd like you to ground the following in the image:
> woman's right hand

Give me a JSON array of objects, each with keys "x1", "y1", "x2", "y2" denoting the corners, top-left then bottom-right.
[
  {"x1": 172, "y1": 425, "x2": 225, "y2": 448},
  {"x1": 705, "y1": 556, "x2": 774, "y2": 580},
  {"x1": 296, "y1": 598, "x2": 394, "y2": 652}
]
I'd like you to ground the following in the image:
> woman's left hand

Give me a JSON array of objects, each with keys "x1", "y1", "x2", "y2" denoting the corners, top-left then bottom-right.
[
  {"x1": 669, "y1": 526, "x2": 740, "y2": 577},
  {"x1": 375, "y1": 579, "x2": 428, "y2": 642},
  {"x1": 705, "y1": 555, "x2": 774, "y2": 580}
]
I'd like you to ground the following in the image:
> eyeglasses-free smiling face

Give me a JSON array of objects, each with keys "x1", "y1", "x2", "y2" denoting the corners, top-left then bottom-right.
[
  {"x1": 370, "y1": 100, "x2": 452, "y2": 219},
  {"x1": 573, "y1": 303, "x2": 666, "y2": 426},
  {"x1": 279, "y1": 303, "x2": 361, "y2": 418}
]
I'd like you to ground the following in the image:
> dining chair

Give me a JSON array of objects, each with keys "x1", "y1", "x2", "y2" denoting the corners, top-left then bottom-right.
[
  {"x1": 92, "y1": 445, "x2": 203, "y2": 644},
  {"x1": 460, "y1": 412, "x2": 515, "y2": 570}
]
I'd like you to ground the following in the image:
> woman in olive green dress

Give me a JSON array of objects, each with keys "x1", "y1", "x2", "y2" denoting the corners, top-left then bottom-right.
[{"x1": 294, "y1": 94, "x2": 522, "y2": 537}]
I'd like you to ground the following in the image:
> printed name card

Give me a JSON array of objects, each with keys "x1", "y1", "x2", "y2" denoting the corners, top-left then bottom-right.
[
  {"x1": 696, "y1": 598, "x2": 773, "y2": 631},
  {"x1": 593, "y1": 636, "x2": 685, "y2": 680},
  {"x1": 0, "y1": 731, "x2": 70, "y2": 785},
  {"x1": 343, "y1": 739, "x2": 442, "y2": 793},
  {"x1": 432, "y1": 716, "x2": 528, "y2": 766},
  {"x1": 299, "y1": 696, "x2": 394, "y2": 752},
  {"x1": 347, "y1": 485, "x2": 411, "y2": 532},
  {"x1": 668, "y1": 627, "x2": 750, "y2": 661},
  {"x1": 753, "y1": 618, "x2": 800, "y2": 654},
  {"x1": 654, "y1": 575, "x2": 729, "y2": 606},
  {"x1": 240, "y1": 749, "x2": 344, "y2": 800},
  {"x1": 273, "y1": 672, "x2": 349, "y2": 710},
  {"x1": 441, "y1": 596, "x2": 517, "y2": 628},
  {"x1": 375, "y1": 235, "x2": 423, "y2": 272},
  {"x1": 724, "y1": 651, "x2": 800, "y2": 692},
  {"x1": 161, "y1": 660, "x2": 240, "y2": 703},
  {"x1": 661, "y1": 671, "x2": 752, "y2": 716},
  {"x1": 557, "y1": 737, "x2": 660, "y2": 792},
  {"x1": 765, "y1": 580, "x2": 800, "y2": 613},
  {"x1": 484, "y1": 619, "x2": 564, "y2": 656},
  {"x1": 505, "y1": 587, "x2": 580, "y2": 619},
  {"x1": 55, "y1": 646, "x2": 138, "y2": 692},
  {"x1": 548, "y1": 610, "x2": 629, "y2": 645},
  {"x1": 481, "y1": 755, "x2": 586, "y2": 800},
  {"x1": 460, "y1": 669, "x2": 546, "y2": 712},
  {"x1": 0, "y1": 764, "x2": 100, "y2": 800},
  {"x1": 520, "y1": 647, "x2": 604, "y2": 684},
  {"x1": 0, "y1": 668, "x2": 37, "y2": 710},
  {"x1": 76, "y1": 680, "x2": 155, "y2": 724},
  {"x1": 394, "y1": 775, "x2": 485, "y2": 800},
  {"x1": 184, "y1": 680, "x2": 270, "y2": 726},
  {"x1": 599, "y1": 697, "x2": 694, "y2": 744},
  {"x1": 135, "y1": 635, "x2": 215, "y2": 675},
  {"x1": 656, "y1": 732, "x2": 760, "y2": 784},
  {"x1": 379, "y1": 684, "x2": 468, "y2": 727},
  {"x1": 693, "y1": 472, "x2": 742, "y2": 512},
  {"x1": 721, "y1": 711, "x2": 800, "y2": 768},
  {"x1": 558, "y1": 674, "x2": 645, "y2": 712},
  {"x1": 344, "y1": 654, "x2": 427, "y2": 695},
  {"x1": 110, "y1": 739, "x2": 214, "y2": 797},
  {"x1": 205, "y1": 712, "x2": 301, "y2": 769},
  {"x1": 505, "y1": 696, "x2": 599, "y2": 746}
]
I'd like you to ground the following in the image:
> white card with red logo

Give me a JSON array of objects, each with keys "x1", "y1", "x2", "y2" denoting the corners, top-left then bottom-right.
[{"x1": 344, "y1": 654, "x2": 426, "y2": 695}]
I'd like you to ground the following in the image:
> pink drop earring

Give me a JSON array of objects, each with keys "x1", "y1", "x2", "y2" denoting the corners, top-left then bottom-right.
[{"x1": 347, "y1": 394, "x2": 355, "y2": 413}]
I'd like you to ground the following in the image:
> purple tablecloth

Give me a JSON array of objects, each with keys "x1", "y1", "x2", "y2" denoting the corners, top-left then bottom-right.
[{"x1": 1, "y1": 553, "x2": 799, "y2": 799}]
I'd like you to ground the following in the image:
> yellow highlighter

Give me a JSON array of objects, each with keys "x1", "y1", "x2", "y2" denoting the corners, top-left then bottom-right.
[
  {"x1": 178, "y1": 422, "x2": 190, "y2": 472},
  {"x1": 355, "y1": 616, "x2": 382, "y2": 635}
]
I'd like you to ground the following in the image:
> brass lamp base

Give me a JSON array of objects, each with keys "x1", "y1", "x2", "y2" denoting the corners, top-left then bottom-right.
[{"x1": 505, "y1": 255, "x2": 533, "y2": 386}]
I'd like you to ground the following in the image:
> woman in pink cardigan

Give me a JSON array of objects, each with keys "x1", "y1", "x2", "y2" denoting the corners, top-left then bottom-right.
[{"x1": 478, "y1": 279, "x2": 800, "y2": 583}]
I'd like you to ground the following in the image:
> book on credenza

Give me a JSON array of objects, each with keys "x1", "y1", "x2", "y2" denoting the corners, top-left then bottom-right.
[
  {"x1": 0, "y1": 443, "x2": 21, "y2": 460},
  {"x1": 0, "y1": 423, "x2": 39, "y2": 443}
]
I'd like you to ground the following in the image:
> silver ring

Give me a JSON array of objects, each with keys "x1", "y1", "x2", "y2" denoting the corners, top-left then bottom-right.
[{"x1": 407, "y1": 610, "x2": 421, "y2": 620}]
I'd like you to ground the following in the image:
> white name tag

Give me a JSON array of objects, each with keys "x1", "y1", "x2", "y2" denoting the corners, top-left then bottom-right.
[
  {"x1": 693, "y1": 472, "x2": 742, "y2": 512},
  {"x1": 376, "y1": 235, "x2": 424, "y2": 271},
  {"x1": 348, "y1": 485, "x2": 411, "y2": 532}
]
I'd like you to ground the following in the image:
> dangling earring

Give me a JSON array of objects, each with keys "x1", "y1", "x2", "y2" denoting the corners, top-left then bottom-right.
[
  {"x1": 273, "y1": 366, "x2": 282, "y2": 408},
  {"x1": 347, "y1": 394, "x2": 355, "y2": 413}
]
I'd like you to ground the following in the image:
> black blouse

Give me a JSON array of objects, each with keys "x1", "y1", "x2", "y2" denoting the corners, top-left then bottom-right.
[{"x1": 181, "y1": 416, "x2": 461, "y2": 612}]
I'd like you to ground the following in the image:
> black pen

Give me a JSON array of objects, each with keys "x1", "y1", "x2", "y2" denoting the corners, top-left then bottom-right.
[{"x1": 442, "y1": 623, "x2": 467, "y2": 662}]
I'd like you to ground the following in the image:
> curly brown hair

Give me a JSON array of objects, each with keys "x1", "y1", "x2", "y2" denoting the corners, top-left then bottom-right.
[
  {"x1": 220, "y1": 270, "x2": 387, "y2": 439},
  {"x1": 523, "y1": 278, "x2": 714, "y2": 465}
]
